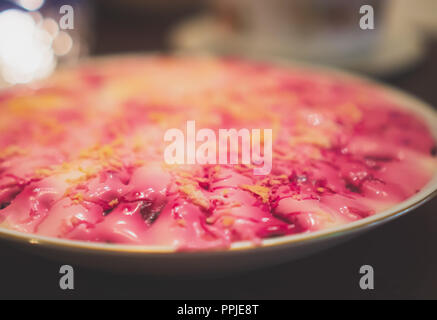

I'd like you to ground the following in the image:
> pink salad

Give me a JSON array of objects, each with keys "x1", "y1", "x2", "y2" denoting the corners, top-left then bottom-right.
[{"x1": 0, "y1": 56, "x2": 435, "y2": 251}]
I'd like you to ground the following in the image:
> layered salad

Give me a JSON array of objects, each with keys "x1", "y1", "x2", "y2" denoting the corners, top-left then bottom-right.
[{"x1": 0, "y1": 56, "x2": 435, "y2": 250}]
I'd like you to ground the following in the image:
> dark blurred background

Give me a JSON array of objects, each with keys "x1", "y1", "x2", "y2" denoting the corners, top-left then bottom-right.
[
  {"x1": 0, "y1": 0, "x2": 436, "y2": 299},
  {"x1": 1, "y1": 0, "x2": 437, "y2": 102}
]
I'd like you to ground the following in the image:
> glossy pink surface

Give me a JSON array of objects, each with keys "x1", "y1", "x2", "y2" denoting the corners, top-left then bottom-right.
[{"x1": 0, "y1": 57, "x2": 436, "y2": 251}]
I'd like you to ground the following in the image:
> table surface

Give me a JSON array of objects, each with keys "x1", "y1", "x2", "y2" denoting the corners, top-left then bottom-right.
[{"x1": 0, "y1": 7, "x2": 436, "y2": 299}]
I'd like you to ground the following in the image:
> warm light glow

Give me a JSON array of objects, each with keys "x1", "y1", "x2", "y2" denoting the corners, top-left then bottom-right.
[
  {"x1": 42, "y1": 18, "x2": 59, "y2": 38},
  {"x1": 16, "y1": 0, "x2": 45, "y2": 12},
  {"x1": 29, "y1": 11, "x2": 43, "y2": 24},
  {"x1": 0, "y1": 9, "x2": 55, "y2": 85},
  {"x1": 53, "y1": 31, "x2": 73, "y2": 56}
]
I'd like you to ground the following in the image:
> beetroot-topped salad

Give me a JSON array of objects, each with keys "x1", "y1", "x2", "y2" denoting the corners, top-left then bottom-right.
[{"x1": 0, "y1": 56, "x2": 435, "y2": 251}]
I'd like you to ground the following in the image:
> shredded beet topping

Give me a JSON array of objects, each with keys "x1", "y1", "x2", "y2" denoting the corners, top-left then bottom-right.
[
  {"x1": 103, "y1": 208, "x2": 115, "y2": 216},
  {"x1": 432, "y1": 146, "x2": 437, "y2": 157},
  {"x1": 140, "y1": 201, "x2": 164, "y2": 225},
  {"x1": 364, "y1": 155, "x2": 396, "y2": 162},
  {"x1": 0, "y1": 202, "x2": 10, "y2": 210},
  {"x1": 198, "y1": 180, "x2": 210, "y2": 191},
  {"x1": 345, "y1": 181, "x2": 363, "y2": 194}
]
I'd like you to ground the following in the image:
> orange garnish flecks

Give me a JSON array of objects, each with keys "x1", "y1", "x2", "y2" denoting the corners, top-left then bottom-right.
[
  {"x1": 179, "y1": 183, "x2": 210, "y2": 210},
  {"x1": 240, "y1": 184, "x2": 270, "y2": 203}
]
